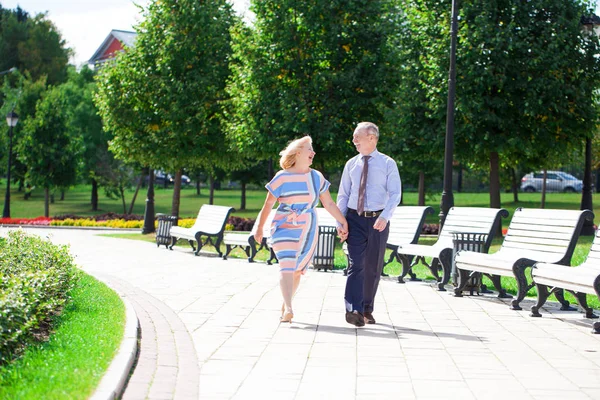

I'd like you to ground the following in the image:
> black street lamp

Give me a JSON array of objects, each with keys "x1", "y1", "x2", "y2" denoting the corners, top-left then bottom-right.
[
  {"x1": 3, "y1": 111, "x2": 18, "y2": 218},
  {"x1": 439, "y1": 0, "x2": 459, "y2": 228},
  {"x1": 142, "y1": 167, "x2": 156, "y2": 234}
]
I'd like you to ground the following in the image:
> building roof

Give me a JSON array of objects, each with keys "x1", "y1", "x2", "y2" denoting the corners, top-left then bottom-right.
[{"x1": 88, "y1": 29, "x2": 137, "y2": 65}]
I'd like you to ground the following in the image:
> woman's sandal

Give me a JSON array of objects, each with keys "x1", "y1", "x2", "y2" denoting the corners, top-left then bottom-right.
[{"x1": 280, "y1": 311, "x2": 294, "y2": 323}]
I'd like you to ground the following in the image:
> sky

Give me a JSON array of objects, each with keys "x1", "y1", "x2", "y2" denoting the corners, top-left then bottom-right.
[{"x1": 1, "y1": 0, "x2": 251, "y2": 67}]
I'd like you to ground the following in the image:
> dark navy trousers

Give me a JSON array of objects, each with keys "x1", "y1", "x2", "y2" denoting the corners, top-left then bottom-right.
[{"x1": 344, "y1": 211, "x2": 390, "y2": 313}]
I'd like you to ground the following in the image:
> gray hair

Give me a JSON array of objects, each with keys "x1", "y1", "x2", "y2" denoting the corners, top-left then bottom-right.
[{"x1": 355, "y1": 122, "x2": 379, "y2": 139}]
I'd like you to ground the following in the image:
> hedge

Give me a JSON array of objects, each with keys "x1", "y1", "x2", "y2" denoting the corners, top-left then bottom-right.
[{"x1": 0, "y1": 230, "x2": 77, "y2": 364}]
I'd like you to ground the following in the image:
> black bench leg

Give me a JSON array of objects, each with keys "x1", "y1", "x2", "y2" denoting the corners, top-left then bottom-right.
[
  {"x1": 248, "y1": 237, "x2": 259, "y2": 263},
  {"x1": 397, "y1": 254, "x2": 410, "y2": 283},
  {"x1": 437, "y1": 250, "x2": 452, "y2": 291},
  {"x1": 511, "y1": 265, "x2": 532, "y2": 310},
  {"x1": 187, "y1": 240, "x2": 197, "y2": 252},
  {"x1": 267, "y1": 248, "x2": 278, "y2": 265},
  {"x1": 214, "y1": 235, "x2": 224, "y2": 258},
  {"x1": 193, "y1": 236, "x2": 204, "y2": 256},
  {"x1": 223, "y1": 244, "x2": 233, "y2": 260},
  {"x1": 556, "y1": 289, "x2": 577, "y2": 311},
  {"x1": 593, "y1": 322, "x2": 600, "y2": 334},
  {"x1": 454, "y1": 268, "x2": 471, "y2": 297},
  {"x1": 573, "y1": 291, "x2": 598, "y2": 319},
  {"x1": 169, "y1": 237, "x2": 177, "y2": 250},
  {"x1": 488, "y1": 274, "x2": 511, "y2": 299},
  {"x1": 530, "y1": 284, "x2": 550, "y2": 317}
]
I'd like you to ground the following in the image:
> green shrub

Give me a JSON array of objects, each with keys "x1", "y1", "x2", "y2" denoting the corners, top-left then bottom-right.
[{"x1": 0, "y1": 230, "x2": 77, "y2": 364}]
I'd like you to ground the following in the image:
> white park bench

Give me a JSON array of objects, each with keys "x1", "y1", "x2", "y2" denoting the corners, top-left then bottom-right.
[
  {"x1": 454, "y1": 208, "x2": 593, "y2": 310},
  {"x1": 531, "y1": 227, "x2": 600, "y2": 334},
  {"x1": 396, "y1": 207, "x2": 509, "y2": 290},
  {"x1": 315, "y1": 207, "x2": 339, "y2": 271},
  {"x1": 222, "y1": 209, "x2": 276, "y2": 263},
  {"x1": 169, "y1": 204, "x2": 233, "y2": 257}
]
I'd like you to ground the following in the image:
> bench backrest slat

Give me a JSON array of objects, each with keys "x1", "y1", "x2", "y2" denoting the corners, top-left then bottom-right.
[
  {"x1": 387, "y1": 206, "x2": 434, "y2": 245},
  {"x1": 438, "y1": 207, "x2": 509, "y2": 251},
  {"x1": 190, "y1": 205, "x2": 234, "y2": 235},
  {"x1": 577, "y1": 229, "x2": 600, "y2": 270},
  {"x1": 501, "y1": 208, "x2": 593, "y2": 265}
]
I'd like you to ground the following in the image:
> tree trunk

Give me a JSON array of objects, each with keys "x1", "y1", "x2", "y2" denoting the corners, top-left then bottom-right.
[
  {"x1": 142, "y1": 167, "x2": 156, "y2": 234},
  {"x1": 489, "y1": 152, "x2": 502, "y2": 236},
  {"x1": 171, "y1": 169, "x2": 183, "y2": 218},
  {"x1": 489, "y1": 151, "x2": 501, "y2": 209},
  {"x1": 128, "y1": 172, "x2": 144, "y2": 215},
  {"x1": 91, "y1": 179, "x2": 99, "y2": 211},
  {"x1": 209, "y1": 175, "x2": 215, "y2": 205},
  {"x1": 50, "y1": 192, "x2": 55, "y2": 204},
  {"x1": 541, "y1": 169, "x2": 547, "y2": 209},
  {"x1": 44, "y1": 187, "x2": 49, "y2": 217},
  {"x1": 268, "y1": 159, "x2": 274, "y2": 178},
  {"x1": 457, "y1": 164, "x2": 463, "y2": 193},
  {"x1": 196, "y1": 172, "x2": 201, "y2": 195},
  {"x1": 511, "y1": 168, "x2": 519, "y2": 203},
  {"x1": 418, "y1": 170, "x2": 425, "y2": 206},
  {"x1": 120, "y1": 186, "x2": 127, "y2": 214},
  {"x1": 240, "y1": 182, "x2": 246, "y2": 210},
  {"x1": 60, "y1": 190, "x2": 65, "y2": 201}
]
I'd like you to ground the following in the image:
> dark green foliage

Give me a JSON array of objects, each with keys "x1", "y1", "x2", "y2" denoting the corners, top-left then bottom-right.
[
  {"x1": 0, "y1": 230, "x2": 77, "y2": 364},
  {"x1": 225, "y1": 0, "x2": 403, "y2": 172}
]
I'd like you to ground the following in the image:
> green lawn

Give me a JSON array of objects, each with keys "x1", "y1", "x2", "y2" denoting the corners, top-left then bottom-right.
[
  {"x1": 0, "y1": 271, "x2": 125, "y2": 399},
  {"x1": 2, "y1": 180, "x2": 598, "y2": 224}
]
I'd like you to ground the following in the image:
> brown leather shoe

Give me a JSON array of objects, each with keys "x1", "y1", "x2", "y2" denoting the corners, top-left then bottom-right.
[
  {"x1": 345, "y1": 311, "x2": 365, "y2": 327},
  {"x1": 364, "y1": 312, "x2": 376, "y2": 324}
]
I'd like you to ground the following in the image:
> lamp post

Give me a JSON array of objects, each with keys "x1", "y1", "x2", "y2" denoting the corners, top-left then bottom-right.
[
  {"x1": 3, "y1": 111, "x2": 18, "y2": 218},
  {"x1": 439, "y1": 0, "x2": 459, "y2": 228},
  {"x1": 579, "y1": 15, "x2": 599, "y2": 236},
  {"x1": 142, "y1": 167, "x2": 156, "y2": 234}
]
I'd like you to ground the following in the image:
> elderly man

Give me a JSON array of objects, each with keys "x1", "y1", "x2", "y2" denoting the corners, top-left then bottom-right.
[{"x1": 337, "y1": 122, "x2": 401, "y2": 327}]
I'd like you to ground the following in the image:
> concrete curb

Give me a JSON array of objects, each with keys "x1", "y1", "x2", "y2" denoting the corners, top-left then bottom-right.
[{"x1": 90, "y1": 297, "x2": 139, "y2": 400}]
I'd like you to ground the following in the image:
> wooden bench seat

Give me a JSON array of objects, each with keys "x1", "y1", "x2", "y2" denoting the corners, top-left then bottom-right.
[
  {"x1": 169, "y1": 204, "x2": 233, "y2": 257},
  {"x1": 531, "y1": 228, "x2": 600, "y2": 334},
  {"x1": 222, "y1": 209, "x2": 277, "y2": 263},
  {"x1": 397, "y1": 207, "x2": 508, "y2": 290},
  {"x1": 454, "y1": 208, "x2": 593, "y2": 310}
]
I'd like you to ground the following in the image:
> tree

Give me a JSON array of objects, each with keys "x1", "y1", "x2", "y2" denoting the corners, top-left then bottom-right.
[
  {"x1": 96, "y1": 0, "x2": 236, "y2": 218},
  {"x1": 0, "y1": 5, "x2": 70, "y2": 85},
  {"x1": 453, "y1": 0, "x2": 600, "y2": 208},
  {"x1": 224, "y1": 1, "x2": 403, "y2": 174},
  {"x1": 18, "y1": 87, "x2": 81, "y2": 216}
]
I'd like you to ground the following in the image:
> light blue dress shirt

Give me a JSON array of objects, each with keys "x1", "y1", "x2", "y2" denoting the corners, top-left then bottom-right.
[{"x1": 336, "y1": 149, "x2": 402, "y2": 222}]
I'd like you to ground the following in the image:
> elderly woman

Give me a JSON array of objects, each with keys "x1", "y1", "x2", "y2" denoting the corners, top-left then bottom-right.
[{"x1": 254, "y1": 136, "x2": 348, "y2": 323}]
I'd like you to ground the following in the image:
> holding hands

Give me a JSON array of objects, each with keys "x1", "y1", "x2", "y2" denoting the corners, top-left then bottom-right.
[{"x1": 337, "y1": 221, "x2": 349, "y2": 242}]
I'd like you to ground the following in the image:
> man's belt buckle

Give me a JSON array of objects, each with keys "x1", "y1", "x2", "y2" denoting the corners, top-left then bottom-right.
[{"x1": 363, "y1": 210, "x2": 381, "y2": 218}]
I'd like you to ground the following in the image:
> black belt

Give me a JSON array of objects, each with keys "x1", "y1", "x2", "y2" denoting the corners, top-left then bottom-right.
[{"x1": 348, "y1": 208, "x2": 383, "y2": 218}]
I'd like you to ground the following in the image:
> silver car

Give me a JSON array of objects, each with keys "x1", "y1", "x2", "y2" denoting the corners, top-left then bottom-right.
[{"x1": 520, "y1": 171, "x2": 582, "y2": 193}]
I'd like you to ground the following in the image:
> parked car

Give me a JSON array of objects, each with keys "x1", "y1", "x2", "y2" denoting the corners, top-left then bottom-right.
[
  {"x1": 153, "y1": 171, "x2": 191, "y2": 186},
  {"x1": 520, "y1": 171, "x2": 582, "y2": 193}
]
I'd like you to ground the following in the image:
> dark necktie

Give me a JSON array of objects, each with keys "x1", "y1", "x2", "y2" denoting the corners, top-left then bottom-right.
[{"x1": 357, "y1": 155, "x2": 370, "y2": 215}]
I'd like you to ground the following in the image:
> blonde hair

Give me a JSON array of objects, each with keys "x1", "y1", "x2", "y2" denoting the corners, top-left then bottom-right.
[{"x1": 279, "y1": 136, "x2": 312, "y2": 169}]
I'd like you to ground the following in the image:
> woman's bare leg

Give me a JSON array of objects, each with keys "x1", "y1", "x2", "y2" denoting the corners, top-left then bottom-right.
[{"x1": 280, "y1": 271, "x2": 294, "y2": 315}]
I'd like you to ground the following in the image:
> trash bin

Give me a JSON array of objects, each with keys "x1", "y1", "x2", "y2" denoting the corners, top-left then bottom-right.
[
  {"x1": 313, "y1": 226, "x2": 337, "y2": 271},
  {"x1": 451, "y1": 232, "x2": 488, "y2": 295},
  {"x1": 156, "y1": 214, "x2": 178, "y2": 248}
]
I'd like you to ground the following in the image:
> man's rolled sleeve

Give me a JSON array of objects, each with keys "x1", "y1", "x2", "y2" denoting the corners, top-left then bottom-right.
[{"x1": 381, "y1": 160, "x2": 401, "y2": 222}]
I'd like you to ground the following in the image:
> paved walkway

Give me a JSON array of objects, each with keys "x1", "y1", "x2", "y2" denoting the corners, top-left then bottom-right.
[{"x1": 4, "y1": 227, "x2": 600, "y2": 400}]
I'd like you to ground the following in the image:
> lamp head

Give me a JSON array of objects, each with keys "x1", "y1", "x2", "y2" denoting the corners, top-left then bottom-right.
[{"x1": 6, "y1": 111, "x2": 18, "y2": 127}]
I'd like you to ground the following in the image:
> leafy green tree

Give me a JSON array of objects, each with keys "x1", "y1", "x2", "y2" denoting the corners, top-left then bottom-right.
[
  {"x1": 96, "y1": 0, "x2": 235, "y2": 217},
  {"x1": 224, "y1": 1, "x2": 403, "y2": 173},
  {"x1": 0, "y1": 5, "x2": 70, "y2": 85},
  {"x1": 17, "y1": 87, "x2": 81, "y2": 216},
  {"x1": 454, "y1": 0, "x2": 600, "y2": 208}
]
